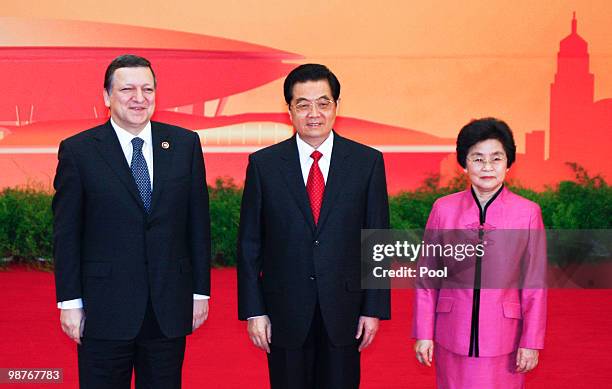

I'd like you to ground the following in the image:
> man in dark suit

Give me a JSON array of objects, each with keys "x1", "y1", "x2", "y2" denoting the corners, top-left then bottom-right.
[
  {"x1": 53, "y1": 54, "x2": 211, "y2": 389},
  {"x1": 237, "y1": 64, "x2": 390, "y2": 388}
]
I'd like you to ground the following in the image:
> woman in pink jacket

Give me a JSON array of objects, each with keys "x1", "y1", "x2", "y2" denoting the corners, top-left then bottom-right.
[{"x1": 412, "y1": 118, "x2": 547, "y2": 389}]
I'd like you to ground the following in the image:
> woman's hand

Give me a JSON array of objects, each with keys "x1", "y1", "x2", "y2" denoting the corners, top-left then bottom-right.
[
  {"x1": 414, "y1": 339, "x2": 434, "y2": 367},
  {"x1": 516, "y1": 348, "x2": 539, "y2": 373}
]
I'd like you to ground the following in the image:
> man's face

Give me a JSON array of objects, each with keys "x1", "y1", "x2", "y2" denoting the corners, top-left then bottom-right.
[
  {"x1": 103, "y1": 67, "x2": 156, "y2": 134},
  {"x1": 288, "y1": 80, "x2": 337, "y2": 148}
]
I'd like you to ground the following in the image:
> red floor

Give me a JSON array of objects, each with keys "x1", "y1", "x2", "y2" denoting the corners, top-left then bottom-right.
[{"x1": 0, "y1": 265, "x2": 611, "y2": 388}]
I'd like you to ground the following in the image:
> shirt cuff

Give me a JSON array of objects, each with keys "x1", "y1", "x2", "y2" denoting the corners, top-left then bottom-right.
[
  {"x1": 58, "y1": 296, "x2": 208, "y2": 308},
  {"x1": 57, "y1": 298, "x2": 83, "y2": 309},
  {"x1": 247, "y1": 315, "x2": 267, "y2": 320}
]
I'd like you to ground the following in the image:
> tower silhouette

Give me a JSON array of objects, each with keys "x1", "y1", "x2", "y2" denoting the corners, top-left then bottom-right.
[
  {"x1": 466, "y1": 13, "x2": 610, "y2": 190},
  {"x1": 549, "y1": 13, "x2": 595, "y2": 162}
]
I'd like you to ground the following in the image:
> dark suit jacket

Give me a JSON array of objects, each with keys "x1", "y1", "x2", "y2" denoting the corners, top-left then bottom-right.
[
  {"x1": 53, "y1": 120, "x2": 211, "y2": 340},
  {"x1": 237, "y1": 132, "x2": 390, "y2": 348}
]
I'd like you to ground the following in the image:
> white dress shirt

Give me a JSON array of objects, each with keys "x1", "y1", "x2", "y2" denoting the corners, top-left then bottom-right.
[
  {"x1": 247, "y1": 131, "x2": 334, "y2": 320},
  {"x1": 112, "y1": 118, "x2": 154, "y2": 189},
  {"x1": 296, "y1": 131, "x2": 333, "y2": 185},
  {"x1": 58, "y1": 120, "x2": 208, "y2": 309}
]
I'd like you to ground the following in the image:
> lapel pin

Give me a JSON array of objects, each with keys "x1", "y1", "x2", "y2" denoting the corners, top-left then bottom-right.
[{"x1": 161, "y1": 141, "x2": 170, "y2": 149}]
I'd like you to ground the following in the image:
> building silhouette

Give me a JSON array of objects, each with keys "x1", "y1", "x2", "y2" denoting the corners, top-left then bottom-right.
[
  {"x1": 442, "y1": 14, "x2": 611, "y2": 189},
  {"x1": 0, "y1": 17, "x2": 454, "y2": 192},
  {"x1": 549, "y1": 13, "x2": 595, "y2": 162}
]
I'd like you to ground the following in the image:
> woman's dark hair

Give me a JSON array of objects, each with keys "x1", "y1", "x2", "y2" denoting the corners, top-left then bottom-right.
[
  {"x1": 283, "y1": 64, "x2": 340, "y2": 104},
  {"x1": 456, "y1": 117, "x2": 516, "y2": 168}
]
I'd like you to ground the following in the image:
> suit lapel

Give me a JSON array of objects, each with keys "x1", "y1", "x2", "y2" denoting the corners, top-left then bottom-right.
[
  {"x1": 279, "y1": 136, "x2": 316, "y2": 233},
  {"x1": 92, "y1": 121, "x2": 144, "y2": 212},
  {"x1": 149, "y1": 122, "x2": 173, "y2": 213},
  {"x1": 316, "y1": 132, "x2": 350, "y2": 233}
]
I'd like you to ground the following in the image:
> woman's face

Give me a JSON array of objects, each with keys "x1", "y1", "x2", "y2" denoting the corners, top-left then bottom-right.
[{"x1": 465, "y1": 138, "x2": 508, "y2": 195}]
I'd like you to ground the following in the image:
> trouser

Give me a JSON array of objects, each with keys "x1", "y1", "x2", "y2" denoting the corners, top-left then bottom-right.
[
  {"x1": 78, "y1": 299, "x2": 186, "y2": 389},
  {"x1": 267, "y1": 302, "x2": 360, "y2": 389}
]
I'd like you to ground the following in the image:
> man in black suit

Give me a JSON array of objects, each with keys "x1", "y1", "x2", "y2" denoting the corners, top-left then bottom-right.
[
  {"x1": 237, "y1": 64, "x2": 390, "y2": 388},
  {"x1": 53, "y1": 54, "x2": 211, "y2": 389}
]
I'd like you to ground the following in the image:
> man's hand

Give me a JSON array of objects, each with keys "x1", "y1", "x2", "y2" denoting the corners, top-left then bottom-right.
[
  {"x1": 60, "y1": 308, "x2": 85, "y2": 345},
  {"x1": 355, "y1": 316, "x2": 379, "y2": 352},
  {"x1": 414, "y1": 339, "x2": 434, "y2": 367},
  {"x1": 193, "y1": 299, "x2": 209, "y2": 331},
  {"x1": 248, "y1": 315, "x2": 272, "y2": 353},
  {"x1": 516, "y1": 348, "x2": 539, "y2": 373}
]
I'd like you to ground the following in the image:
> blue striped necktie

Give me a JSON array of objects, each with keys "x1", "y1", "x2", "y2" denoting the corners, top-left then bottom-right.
[{"x1": 130, "y1": 137, "x2": 152, "y2": 213}]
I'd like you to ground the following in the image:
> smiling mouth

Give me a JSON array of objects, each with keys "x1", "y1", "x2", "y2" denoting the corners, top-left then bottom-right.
[{"x1": 306, "y1": 122, "x2": 323, "y2": 127}]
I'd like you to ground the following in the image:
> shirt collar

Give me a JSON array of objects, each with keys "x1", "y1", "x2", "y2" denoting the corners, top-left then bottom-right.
[
  {"x1": 110, "y1": 118, "x2": 152, "y2": 149},
  {"x1": 296, "y1": 131, "x2": 334, "y2": 161}
]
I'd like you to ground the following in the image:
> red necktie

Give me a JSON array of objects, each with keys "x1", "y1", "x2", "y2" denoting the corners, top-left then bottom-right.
[{"x1": 306, "y1": 150, "x2": 325, "y2": 225}]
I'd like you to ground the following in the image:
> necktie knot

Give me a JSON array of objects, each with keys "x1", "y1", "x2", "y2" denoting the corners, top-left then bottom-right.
[
  {"x1": 311, "y1": 150, "x2": 323, "y2": 162},
  {"x1": 132, "y1": 137, "x2": 144, "y2": 151}
]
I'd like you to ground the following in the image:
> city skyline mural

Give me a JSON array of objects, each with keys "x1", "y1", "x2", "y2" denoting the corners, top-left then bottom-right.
[{"x1": 0, "y1": 3, "x2": 610, "y2": 192}]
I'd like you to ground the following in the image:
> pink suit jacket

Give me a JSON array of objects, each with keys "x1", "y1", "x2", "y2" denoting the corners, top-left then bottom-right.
[{"x1": 412, "y1": 186, "x2": 547, "y2": 357}]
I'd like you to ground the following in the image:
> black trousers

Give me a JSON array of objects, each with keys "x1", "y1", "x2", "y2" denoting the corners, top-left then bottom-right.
[
  {"x1": 267, "y1": 303, "x2": 360, "y2": 389},
  {"x1": 77, "y1": 299, "x2": 186, "y2": 389}
]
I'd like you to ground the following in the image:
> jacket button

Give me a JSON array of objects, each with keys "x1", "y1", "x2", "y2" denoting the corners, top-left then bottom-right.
[{"x1": 314, "y1": 240, "x2": 320, "y2": 246}]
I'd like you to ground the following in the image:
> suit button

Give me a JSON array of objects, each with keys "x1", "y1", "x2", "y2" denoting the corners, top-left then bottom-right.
[
  {"x1": 314, "y1": 240, "x2": 320, "y2": 246},
  {"x1": 309, "y1": 276, "x2": 316, "y2": 280}
]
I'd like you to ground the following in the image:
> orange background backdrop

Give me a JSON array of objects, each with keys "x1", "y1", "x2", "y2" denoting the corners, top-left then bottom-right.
[{"x1": 1, "y1": 1, "x2": 611, "y2": 190}]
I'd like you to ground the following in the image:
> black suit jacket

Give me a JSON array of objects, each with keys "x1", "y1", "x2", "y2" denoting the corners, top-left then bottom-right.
[
  {"x1": 53, "y1": 120, "x2": 211, "y2": 340},
  {"x1": 237, "y1": 132, "x2": 390, "y2": 348}
]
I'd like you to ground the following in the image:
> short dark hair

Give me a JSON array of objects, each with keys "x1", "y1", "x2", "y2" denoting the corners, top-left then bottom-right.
[
  {"x1": 283, "y1": 64, "x2": 340, "y2": 104},
  {"x1": 456, "y1": 117, "x2": 517, "y2": 168},
  {"x1": 104, "y1": 54, "x2": 156, "y2": 93}
]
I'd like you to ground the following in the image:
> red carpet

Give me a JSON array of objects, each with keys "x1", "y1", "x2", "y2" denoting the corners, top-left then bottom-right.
[{"x1": 1, "y1": 265, "x2": 611, "y2": 388}]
